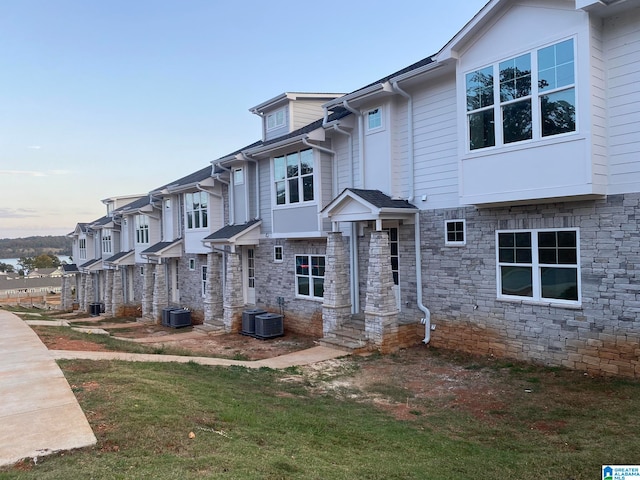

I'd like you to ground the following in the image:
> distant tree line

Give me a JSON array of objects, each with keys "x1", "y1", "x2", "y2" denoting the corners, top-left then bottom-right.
[
  {"x1": 0, "y1": 253, "x2": 64, "y2": 275},
  {"x1": 0, "y1": 235, "x2": 72, "y2": 259}
]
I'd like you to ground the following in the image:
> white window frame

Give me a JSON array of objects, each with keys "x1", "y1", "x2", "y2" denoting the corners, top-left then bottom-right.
[
  {"x1": 496, "y1": 228, "x2": 581, "y2": 306},
  {"x1": 102, "y1": 229, "x2": 113, "y2": 255},
  {"x1": 233, "y1": 167, "x2": 244, "y2": 186},
  {"x1": 266, "y1": 108, "x2": 286, "y2": 131},
  {"x1": 201, "y1": 265, "x2": 207, "y2": 297},
  {"x1": 135, "y1": 215, "x2": 150, "y2": 245},
  {"x1": 79, "y1": 238, "x2": 87, "y2": 260},
  {"x1": 366, "y1": 106, "x2": 383, "y2": 132},
  {"x1": 188, "y1": 258, "x2": 196, "y2": 271},
  {"x1": 465, "y1": 37, "x2": 576, "y2": 152},
  {"x1": 445, "y1": 220, "x2": 466, "y2": 246},
  {"x1": 274, "y1": 245, "x2": 283, "y2": 263},
  {"x1": 185, "y1": 191, "x2": 208, "y2": 230},
  {"x1": 273, "y1": 148, "x2": 314, "y2": 206},
  {"x1": 295, "y1": 254, "x2": 325, "y2": 300}
]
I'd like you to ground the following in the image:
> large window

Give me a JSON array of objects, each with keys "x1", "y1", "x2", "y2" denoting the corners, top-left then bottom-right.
[
  {"x1": 79, "y1": 238, "x2": 87, "y2": 260},
  {"x1": 135, "y1": 215, "x2": 149, "y2": 245},
  {"x1": 102, "y1": 229, "x2": 113, "y2": 255},
  {"x1": 185, "y1": 192, "x2": 208, "y2": 229},
  {"x1": 466, "y1": 38, "x2": 575, "y2": 150},
  {"x1": 497, "y1": 229, "x2": 580, "y2": 304},
  {"x1": 274, "y1": 149, "x2": 314, "y2": 205},
  {"x1": 295, "y1": 255, "x2": 325, "y2": 299}
]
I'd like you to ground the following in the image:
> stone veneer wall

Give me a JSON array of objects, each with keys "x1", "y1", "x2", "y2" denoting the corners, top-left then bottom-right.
[
  {"x1": 253, "y1": 239, "x2": 326, "y2": 337},
  {"x1": 422, "y1": 193, "x2": 640, "y2": 378},
  {"x1": 177, "y1": 254, "x2": 208, "y2": 324}
]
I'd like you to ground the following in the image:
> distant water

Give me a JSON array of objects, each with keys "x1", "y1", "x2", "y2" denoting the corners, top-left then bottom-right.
[{"x1": 0, "y1": 256, "x2": 73, "y2": 270}]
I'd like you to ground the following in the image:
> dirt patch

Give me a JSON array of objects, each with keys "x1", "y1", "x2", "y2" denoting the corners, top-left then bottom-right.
[{"x1": 42, "y1": 336, "x2": 110, "y2": 352}]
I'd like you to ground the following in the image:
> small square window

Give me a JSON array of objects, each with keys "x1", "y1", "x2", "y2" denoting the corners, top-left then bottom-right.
[
  {"x1": 188, "y1": 258, "x2": 196, "y2": 271},
  {"x1": 367, "y1": 107, "x2": 382, "y2": 131},
  {"x1": 274, "y1": 246, "x2": 283, "y2": 263},
  {"x1": 445, "y1": 220, "x2": 466, "y2": 246}
]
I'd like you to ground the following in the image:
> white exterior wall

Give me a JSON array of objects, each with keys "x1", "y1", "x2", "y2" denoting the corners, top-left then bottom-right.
[
  {"x1": 412, "y1": 73, "x2": 460, "y2": 210},
  {"x1": 264, "y1": 105, "x2": 289, "y2": 142},
  {"x1": 456, "y1": 1, "x2": 603, "y2": 204},
  {"x1": 362, "y1": 100, "x2": 392, "y2": 194},
  {"x1": 291, "y1": 100, "x2": 327, "y2": 131},
  {"x1": 184, "y1": 189, "x2": 223, "y2": 254},
  {"x1": 604, "y1": 5, "x2": 640, "y2": 194}
]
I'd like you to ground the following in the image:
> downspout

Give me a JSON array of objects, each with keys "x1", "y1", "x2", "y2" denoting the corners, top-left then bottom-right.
[
  {"x1": 324, "y1": 111, "x2": 359, "y2": 315},
  {"x1": 342, "y1": 100, "x2": 364, "y2": 189},
  {"x1": 240, "y1": 153, "x2": 260, "y2": 220},
  {"x1": 391, "y1": 80, "x2": 431, "y2": 342},
  {"x1": 214, "y1": 165, "x2": 233, "y2": 225}
]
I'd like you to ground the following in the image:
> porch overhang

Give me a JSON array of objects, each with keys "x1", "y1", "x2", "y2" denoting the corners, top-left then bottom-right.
[
  {"x1": 322, "y1": 189, "x2": 418, "y2": 229},
  {"x1": 104, "y1": 250, "x2": 136, "y2": 267},
  {"x1": 79, "y1": 258, "x2": 103, "y2": 273},
  {"x1": 141, "y1": 239, "x2": 183, "y2": 261},
  {"x1": 203, "y1": 219, "x2": 262, "y2": 246}
]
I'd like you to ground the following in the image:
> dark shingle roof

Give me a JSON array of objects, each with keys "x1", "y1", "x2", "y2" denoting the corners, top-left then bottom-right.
[
  {"x1": 62, "y1": 264, "x2": 80, "y2": 273},
  {"x1": 104, "y1": 251, "x2": 133, "y2": 263},
  {"x1": 141, "y1": 240, "x2": 181, "y2": 255},
  {"x1": 115, "y1": 195, "x2": 151, "y2": 214},
  {"x1": 79, "y1": 258, "x2": 102, "y2": 269},
  {"x1": 260, "y1": 108, "x2": 350, "y2": 148},
  {"x1": 347, "y1": 189, "x2": 417, "y2": 209},
  {"x1": 204, "y1": 219, "x2": 261, "y2": 241},
  {"x1": 151, "y1": 165, "x2": 213, "y2": 193}
]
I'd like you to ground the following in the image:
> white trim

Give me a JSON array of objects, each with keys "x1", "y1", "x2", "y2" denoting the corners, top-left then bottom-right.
[
  {"x1": 495, "y1": 227, "x2": 581, "y2": 306},
  {"x1": 188, "y1": 258, "x2": 195, "y2": 271},
  {"x1": 365, "y1": 106, "x2": 383, "y2": 133},
  {"x1": 266, "y1": 108, "x2": 286, "y2": 131},
  {"x1": 295, "y1": 254, "x2": 325, "y2": 300},
  {"x1": 274, "y1": 245, "x2": 283, "y2": 263},
  {"x1": 445, "y1": 219, "x2": 466, "y2": 246}
]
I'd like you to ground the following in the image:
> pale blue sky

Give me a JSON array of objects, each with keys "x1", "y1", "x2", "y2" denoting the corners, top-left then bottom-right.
[{"x1": 0, "y1": 0, "x2": 487, "y2": 239}]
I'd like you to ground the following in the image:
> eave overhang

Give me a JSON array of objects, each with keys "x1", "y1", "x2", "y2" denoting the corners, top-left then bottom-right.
[
  {"x1": 322, "y1": 189, "x2": 418, "y2": 225},
  {"x1": 203, "y1": 220, "x2": 262, "y2": 246}
]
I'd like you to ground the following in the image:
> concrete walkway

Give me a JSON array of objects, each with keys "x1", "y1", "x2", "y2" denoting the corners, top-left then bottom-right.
[
  {"x1": 0, "y1": 309, "x2": 97, "y2": 467},
  {"x1": 0, "y1": 309, "x2": 346, "y2": 467}
]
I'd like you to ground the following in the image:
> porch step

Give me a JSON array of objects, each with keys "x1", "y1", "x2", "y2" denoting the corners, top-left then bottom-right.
[
  {"x1": 319, "y1": 317, "x2": 371, "y2": 353},
  {"x1": 194, "y1": 321, "x2": 226, "y2": 335}
]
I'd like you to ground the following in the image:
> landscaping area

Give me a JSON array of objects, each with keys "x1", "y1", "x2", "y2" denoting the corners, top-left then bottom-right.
[{"x1": 1, "y1": 306, "x2": 639, "y2": 479}]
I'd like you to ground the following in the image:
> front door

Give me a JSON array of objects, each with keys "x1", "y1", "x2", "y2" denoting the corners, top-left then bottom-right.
[{"x1": 244, "y1": 247, "x2": 256, "y2": 305}]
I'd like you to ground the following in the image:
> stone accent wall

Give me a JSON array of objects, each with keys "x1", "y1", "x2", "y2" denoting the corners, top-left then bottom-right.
[
  {"x1": 142, "y1": 264, "x2": 153, "y2": 320},
  {"x1": 152, "y1": 262, "x2": 168, "y2": 323},
  {"x1": 104, "y1": 269, "x2": 113, "y2": 316},
  {"x1": 223, "y1": 249, "x2": 244, "y2": 332},
  {"x1": 422, "y1": 193, "x2": 640, "y2": 378},
  {"x1": 204, "y1": 252, "x2": 223, "y2": 324},
  {"x1": 322, "y1": 232, "x2": 351, "y2": 335},
  {"x1": 253, "y1": 239, "x2": 326, "y2": 337},
  {"x1": 177, "y1": 254, "x2": 207, "y2": 323},
  {"x1": 112, "y1": 268, "x2": 124, "y2": 317},
  {"x1": 364, "y1": 230, "x2": 400, "y2": 349},
  {"x1": 84, "y1": 273, "x2": 94, "y2": 311}
]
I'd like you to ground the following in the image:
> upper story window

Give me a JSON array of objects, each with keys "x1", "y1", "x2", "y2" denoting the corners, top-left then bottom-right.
[
  {"x1": 466, "y1": 38, "x2": 575, "y2": 151},
  {"x1": 367, "y1": 107, "x2": 382, "y2": 131},
  {"x1": 135, "y1": 215, "x2": 149, "y2": 245},
  {"x1": 266, "y1": 108, "x2": 286, "y2": 131},
  {"x1": 102, "y1": 229, "x2": 113, "y2": 254},
  {"x1": 233, "y1": 167, "x2": 244, "y2": 186},
  {"x1": 79, "y1": 238, "x2": 87, "y2": 260},
  {"x1": 274, "y1": 148, "x2": 314, "y2": 206},
  {"x1": 185, "y1": 192, "x2": 208, "y2": 229},
  {"x1": 497, "y1": 228, "x2": 580, "y2": 304}
]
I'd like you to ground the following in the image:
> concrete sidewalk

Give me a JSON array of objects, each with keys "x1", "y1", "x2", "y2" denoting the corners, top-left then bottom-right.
[
  {"x1": 0, "y1": 309, "x2": 97, "y2": 467},
  {"x1": 0, "y1": 309, "x2": 346, "y2": 468}
]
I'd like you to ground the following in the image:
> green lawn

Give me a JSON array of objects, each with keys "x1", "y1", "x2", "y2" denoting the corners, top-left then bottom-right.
[{"x1": 1, "y1": 353, "x2": 638, "y2": 480}]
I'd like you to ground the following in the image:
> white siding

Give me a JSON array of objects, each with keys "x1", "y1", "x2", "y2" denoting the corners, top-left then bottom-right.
[
  {"x1": 392, "y1": 96, "x2": 409, "y2": 199},
  {"x1": 264, "y1": 105, "x2": 289, "y2": 142},
  {"x1": 258, "y1": 160, "x2": 272, "y2": 233},
  {"x1": 605, "y1": 6, "x2": 640, "y2": 193},
  {"x1": 412, "y1": 75, "x2": 459, "y2": 209},
  {"x1": 589, "y1": 15, "x2": 608, "y2": 190},
  {"x1": 291, "y1": 100, "x2": 326, "y2": 131}
]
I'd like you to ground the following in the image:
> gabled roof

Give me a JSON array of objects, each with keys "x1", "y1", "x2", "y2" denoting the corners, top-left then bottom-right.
[
  {"x1": 114, "y1": 195, "x2": 152, "y2": 215},
  {"x1": 249, "y1": 92, "x2": 344, "y2": 115},
  {"x1": 104, "y1": 250, "x2": 135, "y2": 266},
  {"x1": 141, "y1": 239, "x2": 183, "y2": 258},
  {"x1": 203, "y1": 219, "x2": 262, "y2": 245},
  {"x1": 322, "y1": 189, "x2": 417, "y2": 226},
  {"x1": 79, "y1": 258, "x2": 103, "y2": 272}
]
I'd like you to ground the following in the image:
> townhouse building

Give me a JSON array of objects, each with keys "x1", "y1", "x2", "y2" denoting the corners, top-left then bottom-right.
[{"x1": 64, "y1": 0, "x2": 640, "y2": 377}]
